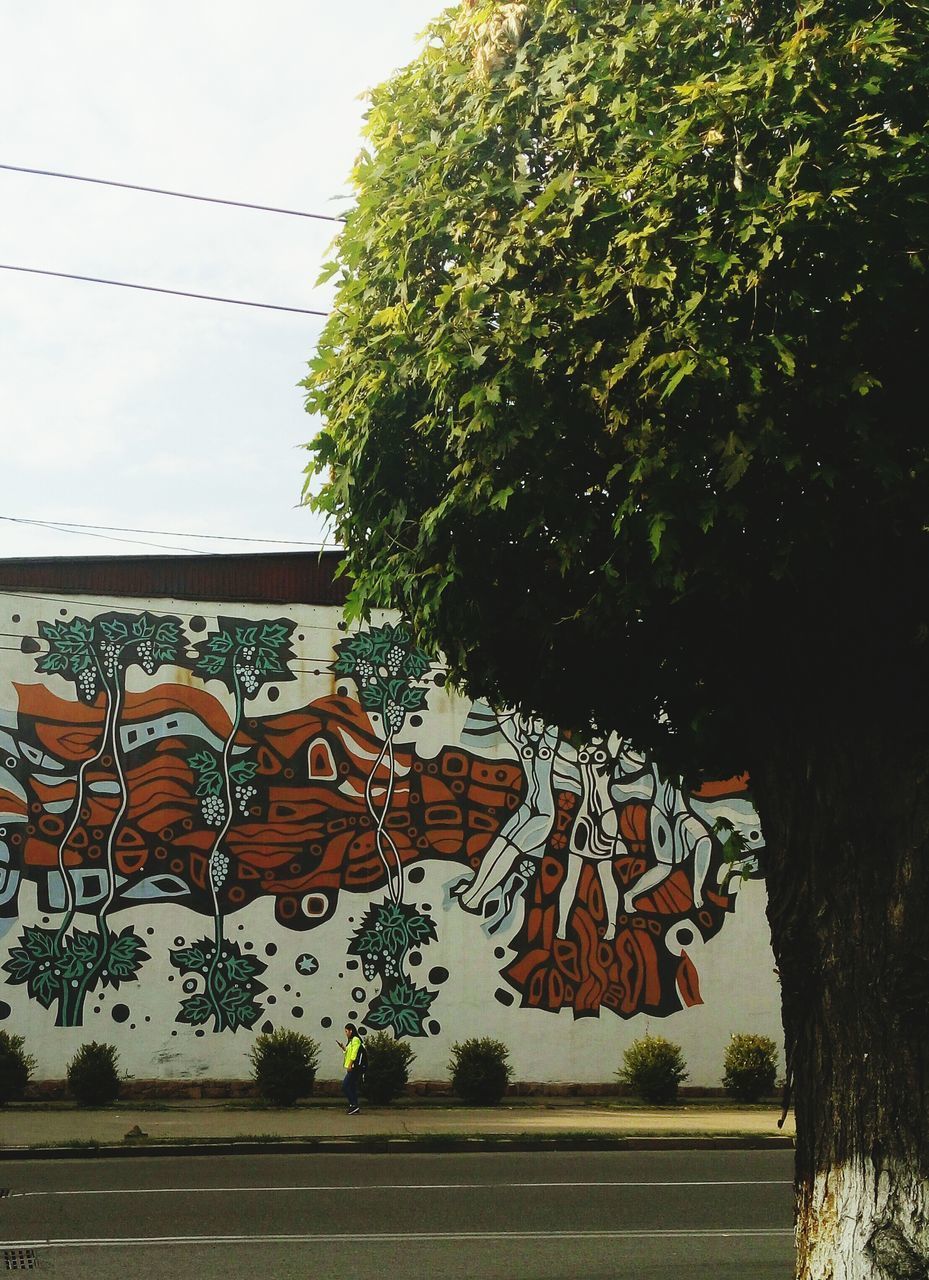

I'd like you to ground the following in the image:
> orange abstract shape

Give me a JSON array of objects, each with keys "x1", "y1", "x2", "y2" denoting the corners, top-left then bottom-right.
[
  {"x1": 619, "y1": 802, "x2": 648, "y2": 851},
  {"x1": 675, "y1": 951, "x2": 702, "y2": 1007},
  {"x1": 31, "y1": 778, "x2": 77, "y2": 806},
  {"x1": 15, "y1": 682, "x2": 105, "y2": 726},
  {"x1": 121, "y1": 685, "x2": 233, "y2": 739},
  {"x1": 36, "y1": 724, "x2": 102, "y2": 762},
  {"x1": 24, "y1": 837, "x2": 81, "y2": 867},
  {"x1": 115, "y1": 850, "x2": 148, "y2": 876},
  {"x1": 692, "y1": 772, "x2": 750, "y2": 798},
  {"x1": 636, "y1": 868, "x2": 693, "y2": 916}
]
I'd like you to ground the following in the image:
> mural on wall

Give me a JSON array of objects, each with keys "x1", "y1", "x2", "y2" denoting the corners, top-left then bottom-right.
[{"x1": 0, "y1": 603, "x2": 763, "y2": 1039}]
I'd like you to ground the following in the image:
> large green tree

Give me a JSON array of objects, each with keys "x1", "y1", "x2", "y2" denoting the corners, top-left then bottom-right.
[{"x1": 303, "y1": 1, "x2": 929, "y2": 1274}]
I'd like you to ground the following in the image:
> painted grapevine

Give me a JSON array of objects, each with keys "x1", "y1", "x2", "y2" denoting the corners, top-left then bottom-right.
[
  {"x1": 169, "y1": 617, "x2": 296, "y2": 1032},
  {"x1": 2, "y1": 612, "x2": 184, "y2": 1026},
  {"x1": 333, "y1": 624, "x2": 441, "y2": 1036},
  {"x1": 333, "y1": 622, "x2": 432, "y2": 902},
  {"x1": 348, "y1": 897, "x2": 438, "y2": 1037}
]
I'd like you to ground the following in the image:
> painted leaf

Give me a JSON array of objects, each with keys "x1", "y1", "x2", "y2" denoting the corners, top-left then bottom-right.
[
  {"x1": 177, "y1": 995, "x2": 214, "y2": 1026},
  {"x1": 405, "y1": 914, "x2": 438, "y2": 945},
  {"x1": 170, "y1": 944, "x2": 212, "y2": 973},
  {"x1": 223, "y1": 954, "x2": 263, "y2": 983},
  {"x1": 21, "y1": 926, "x2": 58, "y2": 962},
  {"x1": 1, "y1": 948, "x2": 36, "y2": 983},
  {"x1": 30, "y1": 968, "x2": 61, "y2": 1010}
]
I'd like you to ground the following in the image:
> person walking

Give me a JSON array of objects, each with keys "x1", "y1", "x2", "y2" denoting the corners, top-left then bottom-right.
[{"x1": 338, "y1": 1023, "x2": 362, "y2": 1115}]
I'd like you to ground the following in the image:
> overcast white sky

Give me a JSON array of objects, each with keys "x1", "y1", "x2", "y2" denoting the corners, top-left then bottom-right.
[{"x1": 0, "y1": 1, "x2": 442, "y2": 560}]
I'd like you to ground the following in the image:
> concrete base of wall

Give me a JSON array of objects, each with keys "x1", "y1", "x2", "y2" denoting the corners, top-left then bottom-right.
[{"x1": 24, "y1": 1078, "x2": 737, "y2": 1102}]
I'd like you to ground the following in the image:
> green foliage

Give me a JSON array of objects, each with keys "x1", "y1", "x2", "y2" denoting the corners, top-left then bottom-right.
[
  {"x1": 722, "y1": 1033, "x2": 778, "y2": 1102},
  {"x1": 67, "y1": 1042, "x2": 121, "y2": 1107},
  {"x1": 192, "y1": 617, "x2": 297, "y2": 694},
  {"x1": 333, "y1": 623, "x2": 432, "y2": 734},
  {"x1": 0, "y1": 1031, "x2": 36, "y2": 1105},
  {"x1": 365, "y1": 974, "x2": 437, "y2": 1038},
  {"x1": 248, "y1": 1029, "x2": 320, "y2": 1105},
  {"x1": 618, "y1": 1034, "x2": 689, "y2": 1104},
  {"x1": 303, "y1": 0, "x2": 929, "y2": 770},
  {"x1": 449, "y1": 1036, "x2": 513, "y2": 1105},
  {"x1": 170, "y1": 936, "x2": 267, "y2": 1033},
  {"x1": 2, "y1": 925, "x2": 148, "y2": 1026},
  {"x1": 348, "y1": 898, "x2": 438, "y2": 1036},
  {"x1": 350, "y1": 898, "x2": 439, "y2": 978},
  {"x1": 37, "y1": 612, "x2": 187, "y2": 701},
  {"x1": 361, "y1": 1029, "x2": 416, "y2": 1104}
]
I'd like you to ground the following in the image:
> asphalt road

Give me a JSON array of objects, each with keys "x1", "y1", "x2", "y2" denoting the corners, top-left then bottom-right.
[{"x1": 0, "y1": 1149, "x2": 796, "y2": 1279}]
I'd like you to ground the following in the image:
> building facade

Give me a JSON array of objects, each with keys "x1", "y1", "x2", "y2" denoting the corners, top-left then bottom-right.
[{"x1": 0, "y1": 554, "x2": 782, "y2": 1086}]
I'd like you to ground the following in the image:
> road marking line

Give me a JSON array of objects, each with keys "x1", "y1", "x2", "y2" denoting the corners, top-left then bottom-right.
[
  {"x1": 15, "y1": 1179, "x2": 793, "y2": 1198},
  {"x1": 1, "y1": 1229, "x2": 796, "y2": 1248}
]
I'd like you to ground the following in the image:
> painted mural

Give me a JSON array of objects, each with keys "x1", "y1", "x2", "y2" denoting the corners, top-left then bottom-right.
[{"x1": 0, "y1": 599, "x2": 764, "y2": 1048}]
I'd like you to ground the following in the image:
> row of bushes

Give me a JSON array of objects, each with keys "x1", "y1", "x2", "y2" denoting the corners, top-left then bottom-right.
[
  {"x1": 618, "y1": 1032, "x2": 779, "y2": 1103},
  {"x1": 0, "y1": 1032, "x2": 121, "y2": 1107},
  {"x1": 248, "y1": 1031, "x2": 510, "y2": 1107},
  {"x1": 0, "y1": 1027, "x2": 779, "y2": 1108}
]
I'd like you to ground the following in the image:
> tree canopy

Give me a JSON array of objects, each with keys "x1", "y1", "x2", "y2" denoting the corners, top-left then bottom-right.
[
  {"x1": 304, "y1": 0, "x2": 927, "y2": 772},
  {"x1": 303, "y1": 5, "x2": 929, "y2": 1270}
]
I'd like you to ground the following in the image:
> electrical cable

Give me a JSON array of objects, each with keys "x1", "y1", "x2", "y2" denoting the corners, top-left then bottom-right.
[
  {"x1": 0, "y1": 264, "x2": 328, "y2": 316},
  {"x1": 0, "y1": 517, "x2": 206, "y2": 556},
  {"x1": 0, "y1": 162, "x2": 345, "y2": 223},
  {"x1": 0, "y1": 514, "x2": 332, "y2": 549}
]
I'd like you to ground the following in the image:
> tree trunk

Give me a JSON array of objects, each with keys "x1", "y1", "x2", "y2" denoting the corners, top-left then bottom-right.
[{"x1": 752, "y1": 733, "x2": 929, "y2": 1279}]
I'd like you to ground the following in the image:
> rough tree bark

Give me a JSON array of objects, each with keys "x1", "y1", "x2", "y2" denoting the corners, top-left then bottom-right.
[{"x1": 753, "y1": 731, "x2": 929, "y2": 1280}]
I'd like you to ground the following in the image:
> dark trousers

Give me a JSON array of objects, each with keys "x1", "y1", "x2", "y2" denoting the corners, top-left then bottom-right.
[{"x1": 342, "y1": 1068, "x2": 359, "y2": 1109}]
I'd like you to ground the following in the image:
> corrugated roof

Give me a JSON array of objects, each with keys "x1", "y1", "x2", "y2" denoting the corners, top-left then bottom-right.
[{"x1": 0, "y1": 550, "x2": 349, "y2": 605}]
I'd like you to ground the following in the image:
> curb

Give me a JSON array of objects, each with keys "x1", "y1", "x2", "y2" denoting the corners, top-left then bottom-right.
[{"x1": 0, "y1": 1134, "x2": 795, "y2": 1161}]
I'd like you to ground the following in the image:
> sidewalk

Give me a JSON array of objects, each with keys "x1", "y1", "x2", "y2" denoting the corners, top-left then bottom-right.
[{"x1": 0, "y1": 1096, "x2": 795, "y2": 1158}]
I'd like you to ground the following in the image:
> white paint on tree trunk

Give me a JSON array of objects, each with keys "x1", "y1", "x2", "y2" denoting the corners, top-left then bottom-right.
[{"x1": 800, "y1": 1158, "x2": 929, "y2": 1279}]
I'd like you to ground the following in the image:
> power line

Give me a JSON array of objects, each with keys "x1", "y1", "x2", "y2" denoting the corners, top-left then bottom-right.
[
  {"x1": 0, "y1": 516, "x2": 205, "y2": 555},
  {"x1": 0, "y1": 162, "x2": 346, "y2": 223},
  {"x1": 0, "y1": 514, "x2": 332, "y2": 549},
  {"x1": 0, "y1": 264, "x2": 328, "y2": 316}
]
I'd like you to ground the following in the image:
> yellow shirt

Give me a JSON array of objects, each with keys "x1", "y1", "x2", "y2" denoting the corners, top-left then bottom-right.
[{"x1": 343, "y1": 1035, "x2": 361, "y2": 1071}]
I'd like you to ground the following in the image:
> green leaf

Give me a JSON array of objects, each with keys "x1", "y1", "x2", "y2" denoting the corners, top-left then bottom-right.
[
  {"x1": 68, "y1": 929, "x2": 101, "y2": 965},
  {"x1": 170, "y1": 944, "x2": 212, "y2": 973},
  {"x1": 177, "y1": 995, "x2": 214, "y2": 1026},
  {"x1": 22, "y1": 926, "x2": 58, "y2": 962},
  {"x1": 30, "y1": 968, "x2": 61, "y2": 1010},
  {"x1": 2, "y1": 948, "x2": 37, "y2": 984},
  {"x1": 132, "y1": 616, "x2": 155, "y2": 640}
]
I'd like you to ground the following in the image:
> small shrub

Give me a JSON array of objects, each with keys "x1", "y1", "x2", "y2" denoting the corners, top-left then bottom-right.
[
  {"x1": 249, "y1": 1029, "x2": 319, "y2": 1105},
  {"x1": 449, "y1": 1037, "x2": 513, "y2": 1105},
  {"x1": 0, "y1": 1031, "x2": 36, "y2": 1105},
  {"x1": 618, "y1": 1033, "x2": 688, "y2": 1103},
  {"x1": 67, "y1": 1042, "x2": 121, "y2": 1106},
  {"x1": 362, "y1": 1031, "x2": 415, "y2": 1105},
  {"x1": 723, "y1": 1033, "x2": 778, "y2": 1102}
]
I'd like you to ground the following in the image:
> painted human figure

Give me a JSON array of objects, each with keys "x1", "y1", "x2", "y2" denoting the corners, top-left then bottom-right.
[
  {"x1": 455, "y1": 712, "x2": 560, "y2": 913},
  {"x1": 622, "y1": 770, "x2": 714, "y2": 913},
  {"x1": 554, "y1": 735, "x2": 628, "y2": 942}
]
